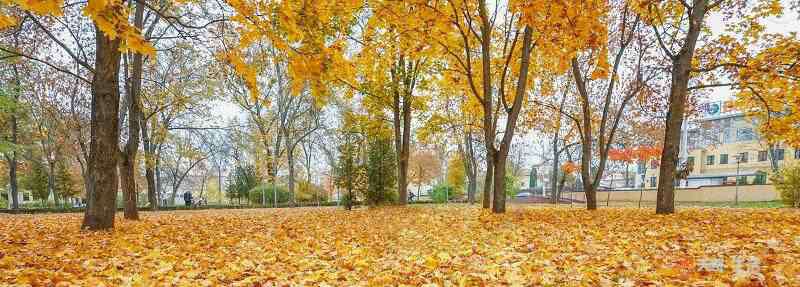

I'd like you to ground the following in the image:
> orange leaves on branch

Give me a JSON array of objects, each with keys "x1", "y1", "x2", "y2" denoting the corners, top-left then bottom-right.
[
  {"x1": 83, "y1": 0, "x2": 155, "y2": 55},
  {"x1": 224, "y1": 0, "x2": 361, "y2": 101},
  {"x1": 0, "y1": 13, "x2": 15, "y2": 29},
  {"x1": 1, "y1": 0, "x2": 153, "y2": 54},
  {"x1": 218, "y1": 50, "x2": 260, "y2": 101},
  {"x1": 7, "y1": 0, "x2": 63, "y2": 16},
  {"x1": 631, "y1": 145, "x2": 662, "y2": 162},
  {"x1": 561, "y1": 160, "x2": 580, "y2": 174},
  {"x1": 1, "y1": 0, "x2": 63, "y2": 29},
  {"x1": 512, "y1": 0, "x2": 609, "y2": 74}
]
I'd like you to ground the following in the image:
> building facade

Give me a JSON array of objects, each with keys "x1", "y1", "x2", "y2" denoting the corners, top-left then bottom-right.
[{"x1": 640, "y1": 100, "x2": 799, "y2": 189}]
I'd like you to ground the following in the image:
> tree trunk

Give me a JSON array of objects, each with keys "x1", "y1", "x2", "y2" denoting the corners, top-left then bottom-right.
[
  {"x1": 482, "y1": 158, "x2": 493, "y2": 209},
  {"x1": 47, "y1": 160, "x2": 59, "y2": 206},
  {"x1": 288, "y1": 147, "x2": 296, "y2": 205},
  {"x1": 142, "y1": 120, "x2": 157, "y2": 209},
  {"x1": 119, "y1": 1, "x2": 146, "y2": 219},
  {"x1": 7, "y1": 154, "x2": 18, "y2": 209},
  {"x1": 550, "y1": 135, "x2": 560, "y2": 204},
  {"x1": 81, "y1": 28, "x2": 122, "y2": 230},
  {"x1": 391, "y1": 57, "x2": 413, "y2": 206},
  {"x1": 145, "y1": 164, "x2": 157, "y2": 209},
  {"x1": 491, "y1": 155, "x2": 507, "y2": 213},
  {"x1": 155, "y1": 157, "x2": 162, "y2": 206},
  {"x1": 490, "y1": 26, "x2": 534, "y2": 214},
  {"x1": 462, "y1": 132, "x2": 477, "y2": 204},
  {"x1": 656, "y1": 0, "x2": 707, "y2": 215},
  {"x1": 8, "y1": 63, "x2": 20, "y2": 210}
]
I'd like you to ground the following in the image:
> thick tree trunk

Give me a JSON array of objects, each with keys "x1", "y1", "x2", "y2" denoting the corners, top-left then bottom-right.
[
  {"x1": 656, "y1": 0, "x2": 707, "y2": 215},
  {"x1": 81, "y1": 28, "x2": 122, "y2": 230}
]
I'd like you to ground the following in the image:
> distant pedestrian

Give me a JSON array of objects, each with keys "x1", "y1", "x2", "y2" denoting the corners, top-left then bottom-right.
[{"x1": 183, "y1": 191, "x2": 193, "y2": 207}]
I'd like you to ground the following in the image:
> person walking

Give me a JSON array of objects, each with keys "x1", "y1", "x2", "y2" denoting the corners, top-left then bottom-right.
[{"x1": 183, "y1": 191, "x2": 193, "y2": 207}]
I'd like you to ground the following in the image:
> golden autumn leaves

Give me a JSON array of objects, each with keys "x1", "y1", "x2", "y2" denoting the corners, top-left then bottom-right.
[
  {"x1": 1, "y1": 0, "x2": 154, "y2": 54},
  {"x1": 1, "y1": 206, "x2": 799, "y2": 286}
]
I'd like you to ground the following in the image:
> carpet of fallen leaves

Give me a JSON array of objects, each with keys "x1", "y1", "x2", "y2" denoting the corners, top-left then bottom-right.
[{"x1": 1, "y1": 206, "x2": 799, "y2": 286}]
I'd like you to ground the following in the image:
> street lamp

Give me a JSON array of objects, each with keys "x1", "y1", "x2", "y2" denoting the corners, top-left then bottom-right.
[{"x1": 734, "y1": 154, "x2": 741, "y2": 206}]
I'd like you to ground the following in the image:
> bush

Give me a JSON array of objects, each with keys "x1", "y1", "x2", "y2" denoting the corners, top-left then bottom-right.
[
  {"x1": 226, "y1": 164, "x2": 260, "y2": 202},
  {"x1": 773, "y1": 163, "x2": 800, "y2": 208},
  {"x1": 249, "y1": 184, "x2": 291, "y2": 206},
  {"x1": 340, "y1": 191, "x2": 356, "y2": 210},
  {"x1": 430, "y1": 184, "x2": 453, "y2": 203},
  {"x1": 365, "y1": 136, "x2": 397, "y2": 206}
]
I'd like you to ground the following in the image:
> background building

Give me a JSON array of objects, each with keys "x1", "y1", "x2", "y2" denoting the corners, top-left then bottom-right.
[{"x1": 641, "y1": 100, "x2": 798, "y2": 189}]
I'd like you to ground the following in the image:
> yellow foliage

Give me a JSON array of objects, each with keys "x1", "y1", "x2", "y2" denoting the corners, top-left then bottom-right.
[
  {"x1": 0, "y1": 13, "x2": 17, "y2": 29},
  {"x1": 9, "y1": 0, "x2": 63, "y2": 16},
  {"x1": 1, "y1": 0, "x2": 153, "y2": 55},
  {"x1": 83, "y1": 0, "x2": 155, "y2": 55},
  {"x1": 1, "y1": 207, "x2": 799, "y2": 285}
]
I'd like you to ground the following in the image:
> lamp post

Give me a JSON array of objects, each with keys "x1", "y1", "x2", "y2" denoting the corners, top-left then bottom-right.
[{"x1": 734, "y1": 154, "x2": 741, "y2": 206}]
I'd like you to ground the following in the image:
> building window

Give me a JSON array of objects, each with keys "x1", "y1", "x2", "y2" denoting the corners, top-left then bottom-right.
[
  {"x1": 737, "y1": 176, "x2": 748, "y2": 185},
  {"x1": 706, "y1": 155, "x2": 715, "y2": 165},
  {"x1": 687, "y1": 156, "x2": 695, "y2": 168},
  {"x1": 754, "y1": 174, "x2": 766, "y2": 185},
  {"x1": 738, "y1": 152, "x2": 749, "y2": 163},
  {"x1": 775, "y1": 149, "x2": 785, "y2": 161},
  {"x1": 719, "y1": 154, "x2": 728, "y2": 164},
  {"x1": 650, "y1": 176, "x2": 657, "y2": 187},
  {"x1": 637, "y1": 162, "x2": 645, "y2": 173},
  {"x1": 736, "y1": 127, "x2": 755, "y2": 142},
  {"x1": 758, "y1": 150, "x2": 768, "y2": 161},
  {"x1": 795, "y1": 149, "x2": 800, "y2": 159},
  {"x1": 650, "y1": 159, "x2": 658, "y2": 169}
]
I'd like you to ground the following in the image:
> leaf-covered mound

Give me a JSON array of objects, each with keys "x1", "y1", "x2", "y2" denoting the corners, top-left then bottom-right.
[{"x1": 1, "y1": 206, "x2": 799, "y2": 286}]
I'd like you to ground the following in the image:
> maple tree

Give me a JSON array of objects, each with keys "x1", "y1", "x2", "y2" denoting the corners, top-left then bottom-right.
[
  {"x1": 567, "y1": 2, "x2": 658, "y2": 210},
  {"x1": 630, "y1": 0, "x2": 791, "y2": 214}
]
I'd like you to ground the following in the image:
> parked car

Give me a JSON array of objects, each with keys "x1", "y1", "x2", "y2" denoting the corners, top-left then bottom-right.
[{"x1": 515, "y1": 192, "x2": 532, "y2": 198}]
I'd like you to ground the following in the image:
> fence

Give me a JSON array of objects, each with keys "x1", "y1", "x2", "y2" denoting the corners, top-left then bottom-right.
[{"x1": 562, "y1": 184, "x2": 779, "y2": 203}]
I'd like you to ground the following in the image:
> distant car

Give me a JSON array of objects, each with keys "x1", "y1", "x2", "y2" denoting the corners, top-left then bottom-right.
[{"x1": 515, "y1": 192, "x2": 532, "y2": 198}]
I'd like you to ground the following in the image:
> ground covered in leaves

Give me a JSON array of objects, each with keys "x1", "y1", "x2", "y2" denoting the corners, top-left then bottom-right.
[{"x1": 1, "y1": 206, "x2": 799, "y2": 286}]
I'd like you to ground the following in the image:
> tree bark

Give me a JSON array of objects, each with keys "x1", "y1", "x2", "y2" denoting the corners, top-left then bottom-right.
[
  {"x1": 656, "y1": 0, "x2": 708, "y2": 214},
  {"x1": 288, "y1": 145, "x2": 296, "y2": 205},
  {"x1": 482, "y1": 158, "x2": 493, "y2": 208},
  {"x1": 550, "y1": 135, "x2": 560, "y2": 204},
  {"x1": 81, "y1": 27, "x2": 122, "y2": 230},
  {"x1": 8, "y1": 61, "x2": 21, "y2": 209},
  {"x1": 490, "y1": 26, "x2": 534, "y2": 213},
  {"x1": 491, "y1": 155, "x2": 507, "y2": 213},
  {"x1": 119, "y1": 0, "x2": 146, "y2": 220},
  {"x1": 462, "y1": 131, "x2": 477, "y2": 204},
  {"x1": 391, "y1": 56, "x2": 414, "y2": 205}
]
